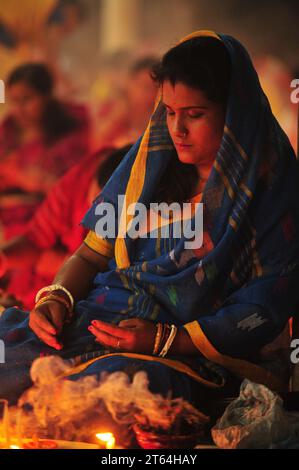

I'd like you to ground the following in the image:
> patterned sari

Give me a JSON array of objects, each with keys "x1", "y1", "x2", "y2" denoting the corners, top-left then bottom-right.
[{"x1": 1, "y1": 31, "x2": 299, "y2": 405}]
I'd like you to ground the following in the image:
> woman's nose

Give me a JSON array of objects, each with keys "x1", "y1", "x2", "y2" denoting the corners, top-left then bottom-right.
[{"x1": 172, "y1": 117, "x2": 187, "y2": 138}]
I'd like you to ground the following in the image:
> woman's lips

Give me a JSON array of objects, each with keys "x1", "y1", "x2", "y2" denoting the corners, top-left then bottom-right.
[{"x1": 175, "y1": 142, "x2": 192, "y2": 149}]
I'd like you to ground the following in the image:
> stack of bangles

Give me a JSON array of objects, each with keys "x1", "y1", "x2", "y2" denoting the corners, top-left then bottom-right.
[
  {"x1": 152, "y1": 323, "x2": 178, "y2": 357},
  {"x1": 34, "y1": 284, "x2": 74, "y2": 322}
]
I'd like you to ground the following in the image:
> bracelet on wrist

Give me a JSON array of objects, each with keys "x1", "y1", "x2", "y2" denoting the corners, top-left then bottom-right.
[
  {"x1": 35, "y1": 284, "x2": 74, "y2": 310},
  {"x1": 159, "y1": 324, "x2": 178, "y2": 357},
  {"x1": 152, "y1": 323, "x2": 163, "y2": 355},
  {"x1": 155, "y1": 323, "x2": 171, "y2": 355}
]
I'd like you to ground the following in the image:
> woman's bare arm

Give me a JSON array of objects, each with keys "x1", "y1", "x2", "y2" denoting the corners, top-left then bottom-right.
[
  {"x1": 29, "y1": 242, "x2": 111, "y2": 350},
  {"x1": 53, "y1": 242, "x2": 110, "y2": 301}
]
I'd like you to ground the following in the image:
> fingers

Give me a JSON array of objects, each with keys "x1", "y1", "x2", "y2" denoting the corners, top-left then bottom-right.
[
  {"x1": 88, "y1": 326, "x2": 122, "y2": 349},
  {"x1": 49, "y1": 303, "x2": 66, "y2": 335},
  {"x1": 118, "y1": 318, "x2": 141, "y2": 328},
  {"x1": 88, "y1": 318, "x2": 156, "y2": 352},
  {"x1": 29, "y1": 306, "x2": 64, "y2": 350},
  {"x1": 30, "y1": 308, "x2": 56, "y2": 335},
  {"x1": 29, "y1": 315, "x2": 62, "y2": 350},
  {"x1": 33, "y1": 324, "x2": 63, "y2": 350},
  {"x1": 90, "y1": 320, "x2": 129, "y2": 338}
]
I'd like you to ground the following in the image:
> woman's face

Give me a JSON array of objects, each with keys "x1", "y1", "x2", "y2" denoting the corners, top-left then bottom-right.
[
  {"x1": 8, "y1": 82, "x2": 47, "y2": 128},
  {"x1": 162, "y1": 80, "x2": 225, "y2": 168}
]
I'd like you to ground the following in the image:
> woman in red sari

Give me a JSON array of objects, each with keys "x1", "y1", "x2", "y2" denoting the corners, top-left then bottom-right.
[
  {"x1": 0, "y1": 145, "x2": 131, "y2": 310},
  {"x1": 0, "y1": 62, "x2": 90, "y2": 241}
]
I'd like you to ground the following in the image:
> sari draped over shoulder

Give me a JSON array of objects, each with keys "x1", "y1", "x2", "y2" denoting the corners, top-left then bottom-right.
[
  {"x1": 80, "y1": 31, "x2": 299, "y2": 391},
  {"x1": 0, "y1": 31, "x2": 299, "y2": 404}
]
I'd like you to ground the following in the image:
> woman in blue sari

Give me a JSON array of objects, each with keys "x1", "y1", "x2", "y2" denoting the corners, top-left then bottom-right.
[{"x1": 1, "y1": 31, "x2": 299, "y2": 406}]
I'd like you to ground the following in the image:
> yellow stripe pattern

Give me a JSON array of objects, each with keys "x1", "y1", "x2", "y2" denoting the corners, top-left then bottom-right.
[
  {"x1": 183, "y1": 321, "x2": 284, "y2": 391},
  {"x1": 61, "y1": 352, "x2": 225, "y2": 389},
  {"x1": 84, "y1": 231, "x2": 114, "y2": 258}
]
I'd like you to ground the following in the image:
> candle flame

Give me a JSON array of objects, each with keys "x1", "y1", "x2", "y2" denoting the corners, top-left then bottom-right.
[{"x1": 96, "y1": 432, "x2": 115, "y2": 449}]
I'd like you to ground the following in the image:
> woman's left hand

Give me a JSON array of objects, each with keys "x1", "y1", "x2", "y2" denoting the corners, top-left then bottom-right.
[{"x1": 88, "y1": 318, "x2": 157, "y2": 353}]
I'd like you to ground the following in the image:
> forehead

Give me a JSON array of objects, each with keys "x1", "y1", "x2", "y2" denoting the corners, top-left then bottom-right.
[{"x1": 162, "y1": 80, "x2": 210, "y2": 108}]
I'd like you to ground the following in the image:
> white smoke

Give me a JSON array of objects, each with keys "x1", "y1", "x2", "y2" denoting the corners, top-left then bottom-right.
[{"x1": 9, "y1": 356, "x2": 208, "y2": 446}]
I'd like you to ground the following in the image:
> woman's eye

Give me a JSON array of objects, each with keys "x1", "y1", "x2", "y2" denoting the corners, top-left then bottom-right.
[
  {"x1": 166, "y1": 110, "x2": 175, "y2": 116},
  {"x1": 188, "y1": 113, "x2": 203, "y2": 119}
]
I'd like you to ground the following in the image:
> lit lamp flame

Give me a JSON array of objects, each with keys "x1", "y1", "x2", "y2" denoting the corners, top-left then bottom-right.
[
  {"x1": 10, "y1": 445, "x2": 20, "y2": 449},
  {"x1": 96, "y1": 432, "x2": 115, "y2": 449}
]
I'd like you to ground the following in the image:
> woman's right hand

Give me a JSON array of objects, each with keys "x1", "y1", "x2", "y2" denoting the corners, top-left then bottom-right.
[{"x1": 29, "y1": 300, "x2": 68, "y2": 350}]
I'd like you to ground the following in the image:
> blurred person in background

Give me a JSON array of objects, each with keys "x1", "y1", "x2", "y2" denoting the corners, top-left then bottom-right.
[
  {"x1": 92, "y1": 56, "x2": 159, "y2": 148},
  {"x1": 0, "y1": 0, "x2": 87, "y2": 107},
  {"x1": 0, "y1": 145, "x2": 130, "y2": 310},
  {"x1": 255, "y1": 55, "x2": 297, "y2": 154},
  {"x1": 0, "y1": 62, "x2": 90, "y2": 241}
]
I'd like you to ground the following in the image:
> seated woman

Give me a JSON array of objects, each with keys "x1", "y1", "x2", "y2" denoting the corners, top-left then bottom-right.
[
  {"x1": 92, "y1": 56, "x2": 159, "y2": 149},
  {"x1": 0, "y1": 145, "x2": 131, "y2": 310},
  {"x1": 0, "y1": 31, "x2": 299, "y2": 410},
  {"x1": 0, "y1": 62, "x2": 90, "y2": 241}
]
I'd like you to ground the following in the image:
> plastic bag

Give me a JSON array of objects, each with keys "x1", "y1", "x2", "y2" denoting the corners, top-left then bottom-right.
[{"x1": 211, "y1": 379, "x2": 291, "y2": 448}]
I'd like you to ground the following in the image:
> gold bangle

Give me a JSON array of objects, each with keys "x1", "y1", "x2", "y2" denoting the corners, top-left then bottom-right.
[
  {"x1": 35, "y1": 284, "x2": 74, "y2": 309},
  {"x1": 152, "y1": 323, "x2": 163, "y2": 355},
  {"x1": 35, "y1": 294, "x2": 73, "y2": 321},
  {"x1": 159, "y1": 325, "x2": 178, "y2": 358},
  {"x1": 155, "y1": 324, "x2": 171, "y2": 355}
]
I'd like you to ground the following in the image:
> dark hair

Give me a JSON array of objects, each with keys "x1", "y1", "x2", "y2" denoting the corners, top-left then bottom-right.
[
  {"x1": 8, "y1": 62, "x2": 54, "y2": 95},
  {"x1": 151, "y1": 37, "x2": 231, "y2": 203},
  {"x1": 96, "y1": 144, "x2": 133, "y2": 188},
  {"x1": 152, "y1": 37, "x2": 230, "y2": 104},
  {"x1": 7, "y1": 62, "x2": 82, "y2": 144}
]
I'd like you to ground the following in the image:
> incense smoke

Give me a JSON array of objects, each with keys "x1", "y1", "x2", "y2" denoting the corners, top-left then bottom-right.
[{"x1": 9, "y1": 355, "x2": 208, "y2": 446}]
